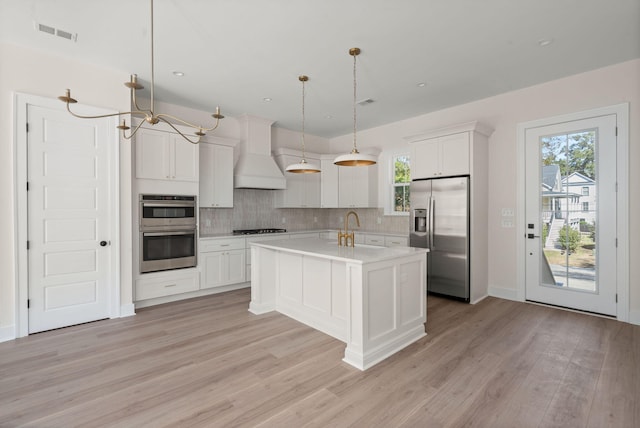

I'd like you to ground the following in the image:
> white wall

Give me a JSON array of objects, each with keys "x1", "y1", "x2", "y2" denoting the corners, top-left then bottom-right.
[
  {"x1": 330, "y1": 59, "x2": 640, "y2": 317},
  {"x1": 0, "y1": 43, "x2": 134, "y2": 338}
]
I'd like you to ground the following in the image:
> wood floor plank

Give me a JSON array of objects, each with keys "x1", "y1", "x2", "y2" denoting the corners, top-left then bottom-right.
[{"x1": 0, "y1": 288, "x2": 638, "y2": 428}]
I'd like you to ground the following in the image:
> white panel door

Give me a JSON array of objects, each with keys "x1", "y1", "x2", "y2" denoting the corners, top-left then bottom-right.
[{"x1": 27, "y1": 105, "x2": 113, "y2": 333}]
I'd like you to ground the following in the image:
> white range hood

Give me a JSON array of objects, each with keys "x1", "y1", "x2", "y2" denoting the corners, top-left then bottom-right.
[{"x1": 234, "y1": 115, "x2": 286, "y2": 190}]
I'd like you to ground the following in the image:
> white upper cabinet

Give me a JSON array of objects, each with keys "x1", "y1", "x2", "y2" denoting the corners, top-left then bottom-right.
[
  {"x1": 320, "y1": 156, "x2": 339, "y2": 208},
  {"x1": 338, "y1": 163, "x2": 378, "y2": 208},
  {"x1": 273, "y1": 150, "x2": 321, "y2": 208},
  {"x1": 200, "y1": 142, "x2": 235, "y2": 208},
  {"x1": 135, "y1": 127, "x2": 199, "y2": 182},
  {"x1": 410, "y1": 132, "x2": 469, "y2": 179}
]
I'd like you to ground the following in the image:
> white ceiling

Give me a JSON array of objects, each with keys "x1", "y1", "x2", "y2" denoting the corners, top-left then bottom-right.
[{"x1": 2, "y1": 0, "x2": 639, "y2": 137}]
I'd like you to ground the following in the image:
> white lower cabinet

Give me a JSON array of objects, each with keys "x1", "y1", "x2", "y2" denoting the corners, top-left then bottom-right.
[
  {"x1": 245, "y1": 234, "x2": 290, "y2": 281},
  {"x1": 200, "y1": 238, "x2": 246, "y2": 289},
  {"x1": 135, "y1": 269, "x2": 199, "y2": 301}
]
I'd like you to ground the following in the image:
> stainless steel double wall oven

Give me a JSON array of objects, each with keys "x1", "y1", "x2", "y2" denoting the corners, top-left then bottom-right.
[{"x1": 139, "y1": 194, "x2": 197, "y2": 273}]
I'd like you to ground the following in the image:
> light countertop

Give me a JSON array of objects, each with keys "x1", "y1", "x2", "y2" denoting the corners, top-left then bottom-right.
[
  {"x1": 250, "y1": 238, "x2": 427, "y2": 264},
  {"x1": 200, "y1": 229, "x2": 408, "y2": 239}
]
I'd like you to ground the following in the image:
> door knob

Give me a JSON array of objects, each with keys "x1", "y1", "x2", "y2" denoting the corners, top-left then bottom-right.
[{"x1": 100, "y1": 241, "x2": 108, "y2": 247}]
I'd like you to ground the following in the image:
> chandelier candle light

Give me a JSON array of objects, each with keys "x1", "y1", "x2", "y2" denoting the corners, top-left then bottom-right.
[
  {"x1": 286, "y1": 75, "x2": 321, "y2": 173},
  {"x1": 334, "y1": 47, "x2": 376, "y2": 167},
  {"x1": 57, "y1": 0, "x2": 223, "y2": 144}
]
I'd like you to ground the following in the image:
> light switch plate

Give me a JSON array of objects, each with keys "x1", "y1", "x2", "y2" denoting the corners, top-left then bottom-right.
[{"x1": 501, "y1": 208, "x2": 514, "y2": 217}]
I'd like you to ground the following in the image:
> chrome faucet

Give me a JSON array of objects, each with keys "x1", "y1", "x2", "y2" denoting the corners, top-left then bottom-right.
[{"x1": 338, "y1": 210, "x2": 360, "y2": 247}]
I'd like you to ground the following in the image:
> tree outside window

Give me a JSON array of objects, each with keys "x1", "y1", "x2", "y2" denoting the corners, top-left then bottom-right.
[{"x1": 393, "y1": 155, "x2": 410, "y2": 212}]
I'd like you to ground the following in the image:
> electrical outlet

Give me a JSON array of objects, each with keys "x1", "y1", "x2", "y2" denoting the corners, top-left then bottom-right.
[{"x1": 281, "y1": 217, "x2": 286, "y2": 224}]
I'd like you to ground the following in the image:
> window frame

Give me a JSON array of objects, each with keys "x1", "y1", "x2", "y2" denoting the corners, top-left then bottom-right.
[{"x1": 384, "y1": 151, "x2": 411, "y2": 216}]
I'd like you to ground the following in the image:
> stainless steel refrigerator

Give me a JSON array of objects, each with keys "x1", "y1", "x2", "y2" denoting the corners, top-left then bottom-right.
[{"x1": 409, "y1": 176, "x2": 470, "y2": 301}]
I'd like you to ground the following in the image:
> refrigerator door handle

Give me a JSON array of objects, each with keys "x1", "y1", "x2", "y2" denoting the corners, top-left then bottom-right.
[{"x1": 429, "y1": 197, "x2": 435, "y2": 250}]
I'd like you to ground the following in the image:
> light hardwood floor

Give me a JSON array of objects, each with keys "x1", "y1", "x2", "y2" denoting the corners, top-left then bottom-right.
[{"x1": 1, "y1": 288, "x2": 638, "y2": 427}]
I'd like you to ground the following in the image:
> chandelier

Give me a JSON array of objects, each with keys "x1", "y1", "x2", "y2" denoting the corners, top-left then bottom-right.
[
  {"x1": 334, "y1": 47, "x2": 376, "y2": 166},
  {"x1": 58, "y1": 0, "x2": 223, "y2": 144},
  {"x1": 285, "y1": 75, "x2": 321, "y2": 173}
]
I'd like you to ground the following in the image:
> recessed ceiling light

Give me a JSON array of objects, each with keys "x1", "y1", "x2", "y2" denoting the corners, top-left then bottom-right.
[
  {"x1": 263, "y1": 97, "x2": 272, "y2": 102},
  {"x1": 173, "y1": 71, "x2": 185, "y2": 77},
  {"x1": 417, "y1": 82, "x2": 427, "y2": 88},
  {"x1": 538, "y1": 38, "x2": 554, "y2": 47},
  {"x1": 325, "y1": 115, "x2": 333, "y2": 119}
]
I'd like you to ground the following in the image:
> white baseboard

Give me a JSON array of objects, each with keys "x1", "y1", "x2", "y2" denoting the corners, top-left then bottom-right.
[
  {"x1": 0, "y1": 325, "x2": 16, "y2": 343},
  {"x1": 135, "y1": 282, "x2": 250, "y2": 309},
  {"x1": 488, "y1": 285, "x2": 520, "y2": 302},
  {"x1": 119, "y1": 303, "x2": 136, "y2": 318},
  {"x1": 629, "y1": 310, "x2": 640, "y2": 326}
]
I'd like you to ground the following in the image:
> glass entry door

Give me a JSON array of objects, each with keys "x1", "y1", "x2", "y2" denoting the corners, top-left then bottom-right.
[{"x1": 524, "y1": 114, "x2": 617, "y2": 316}]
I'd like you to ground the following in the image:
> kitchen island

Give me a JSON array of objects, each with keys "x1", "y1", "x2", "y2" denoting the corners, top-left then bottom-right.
[{"x1": 249, "y1": 238, "x2": 428, "y2": 370}]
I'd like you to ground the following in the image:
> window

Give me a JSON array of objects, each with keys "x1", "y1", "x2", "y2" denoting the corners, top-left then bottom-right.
[
  {"x1": 393, "y1": 154, "x2": 410, "y2": 213},
  {"x1": 582, "y1": 186, "x2": 589, "y2": 195},
  {"x1": 582, "y1": 202, "x2": 589, "y2": 212}
]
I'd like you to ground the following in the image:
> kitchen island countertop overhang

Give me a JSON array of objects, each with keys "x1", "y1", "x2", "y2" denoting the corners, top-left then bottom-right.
[{"x1": 249, "y1": 238, "x2": 429, "y2": 370}]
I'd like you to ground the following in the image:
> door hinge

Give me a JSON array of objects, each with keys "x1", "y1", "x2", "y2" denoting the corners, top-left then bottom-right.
[
  {"x1": 615, "y1": 238, "x2": 618, "y2": 248},
  {"x1": 26, "y1": 240, "x2": 30, "y2": 250},
  {"x1": 26, "y1": 181, "x2": 29, "y2": 191},
  {"x1": 27, "y1": 299, "x2": 30, "y2": 309},
  {"x1": 26, "y1": 123, "x2": 29, "y2": 133},
  {"x1": 615, "y1": 126, "x2": 618, "y2": 137},
  {"x1": 615, "y1": 294, "x2": 618, "y2": 303}
]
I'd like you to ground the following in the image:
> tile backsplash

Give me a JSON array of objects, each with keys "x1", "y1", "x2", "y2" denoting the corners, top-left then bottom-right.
[{"x1": 199, "y1": 189, "x2": 409, "y2": 235}]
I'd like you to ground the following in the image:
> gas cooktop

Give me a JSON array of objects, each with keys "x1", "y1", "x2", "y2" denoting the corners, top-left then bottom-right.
[{"x1": 232, "y1": 228, "x2": 287, "y2": 235}]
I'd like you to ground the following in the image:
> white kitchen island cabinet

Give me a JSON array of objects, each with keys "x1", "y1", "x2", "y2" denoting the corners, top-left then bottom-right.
[{"x1": 249, "y1": 238, "x2": 428, "y2": 370}]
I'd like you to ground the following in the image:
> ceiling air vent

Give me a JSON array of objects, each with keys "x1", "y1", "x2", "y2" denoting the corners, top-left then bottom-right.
[
  {"x1": 34, "y1": 21, "x2": 77, "y2": 42},
  {"x1": 357, "y1": 98, "x2": 374, "y2": 106},
  {"x1": 37, "y1": 23, "x2": 55, "y2": 35}
]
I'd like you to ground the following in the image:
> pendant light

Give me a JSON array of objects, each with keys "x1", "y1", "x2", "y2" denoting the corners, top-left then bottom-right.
[
  {"x1": 334, "y1": 47, "x2": 376, "y2": 166},
  {"x1": 57, "y1": 0, "x2": 223, "y2": 144},
  {"x1": 286, "y1": 75, "x2": 321, "y2": 173}
]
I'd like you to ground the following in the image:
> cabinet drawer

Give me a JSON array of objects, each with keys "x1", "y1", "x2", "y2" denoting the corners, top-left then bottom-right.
[
  {"x1": 289, "y1": 232, "x2": 320, "y2": 239},
  {"x1": 136, "y1": 271, "x2": 199, "y2": 301},
  {"x1": 364, "y1": 235, "x2": 385, "y2": 246},
  {"x1": 200, "y1": 238, "x2": 245, "y2": 252},
  {"x1": 385, "y1": 236, "x2": 408, "y2": 247}
]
